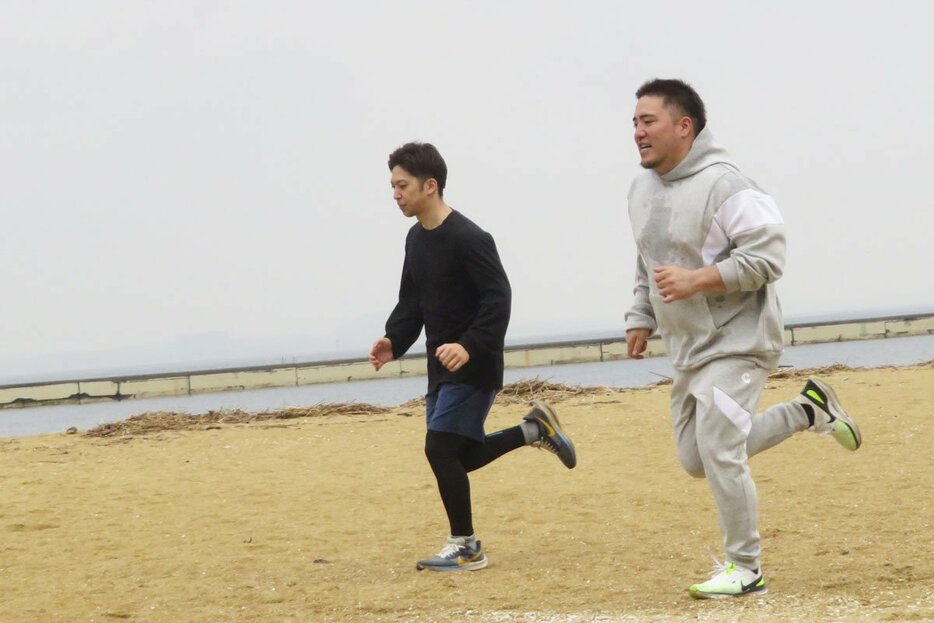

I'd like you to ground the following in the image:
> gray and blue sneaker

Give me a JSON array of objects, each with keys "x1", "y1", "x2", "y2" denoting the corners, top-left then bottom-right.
[
  {"x1": 524, "y1": 400, "x2": 577, "y2": 469},
  {"x1": 797, "y1": 377, "x2": 862, "y2": 451},
  {"x1": 415, "y1": 536, "x2": 488, "y2": 572}
]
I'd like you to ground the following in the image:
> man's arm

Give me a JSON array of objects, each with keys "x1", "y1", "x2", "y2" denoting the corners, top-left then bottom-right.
[
  {"x1": 624, "y1": 254, "x2": 657, "y2": 359},
  {"x1": 454, "y1": 231, "x2": 511, "y2": 363},
  {"x1": 653, "y1": 264, "x2": 725, "y2": 302},
  {"x1": 656, "y1": 188, "x2": 785, "y2": 302},
  {"x1": 625, "y1": 254, "x2": 657, "y2": 330},
  {"x1": 712, "y1": 188, "x2": 786, "y2": 292},
  {"x1": 383, "y1": 253, "x2": 424, "y2": 361},
  {"x1": 715, "y1": 226, "x2": 785, "y2": 292}
]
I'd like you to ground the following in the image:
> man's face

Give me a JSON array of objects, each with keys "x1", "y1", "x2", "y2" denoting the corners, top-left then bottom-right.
[
  {"x1": 390, "y1": 165, "x2": 431, "y2": 218},
  {"x1": 633, "y1": 95, "x2": 690, "y2": 174}
]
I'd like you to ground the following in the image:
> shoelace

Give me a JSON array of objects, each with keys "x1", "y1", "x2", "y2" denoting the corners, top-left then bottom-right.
[
  {"x1": 435, "y1": 542, "x2": 464, "y2": 559},
  {"x1": 532, "y1": 436, "x2": 560, "y2": 455},
  {"x1": 706, "y1": 555, "x2": 731, "y2": 578}
]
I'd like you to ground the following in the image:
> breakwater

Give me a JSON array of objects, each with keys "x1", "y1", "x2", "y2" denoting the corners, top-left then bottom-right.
[{"x1": 2, "y1": 313, "x2": 931, "y2": 410}]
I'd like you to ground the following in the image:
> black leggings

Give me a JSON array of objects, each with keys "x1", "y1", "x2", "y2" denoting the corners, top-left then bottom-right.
[{"x1": 424, "y1": 427, "x2": 525, "y2": 537}]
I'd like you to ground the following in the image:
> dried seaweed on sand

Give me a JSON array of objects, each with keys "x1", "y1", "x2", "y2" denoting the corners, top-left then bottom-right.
[
  {"x1": 400, "y1": 378, "x2": 631, "y2": 410},
  {"x1": 769, "y1": 362, "x2": 862, "y2": 380},
  {"x1": 495, "y1": 378, "x2": 627, "y2": 404},
  {"x1": 85, "y1": 403, "x2": 390, "y2": 437},
  {"x1": 85, "y1": 361, "x2": 928, "y2": 437}
]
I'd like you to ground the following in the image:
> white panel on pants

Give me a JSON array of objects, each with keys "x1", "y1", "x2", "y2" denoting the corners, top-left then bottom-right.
[{"x1": 713, "y1": 386, "x2": 752, "y2": 437}]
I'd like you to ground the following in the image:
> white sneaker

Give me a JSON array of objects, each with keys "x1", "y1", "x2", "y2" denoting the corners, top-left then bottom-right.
[
  {"x1": 797, "y1": 377, "x2": 862, "y2": 451},
  {"x1": 689, "y1": 559, "x2": 767, "y2": 599}
]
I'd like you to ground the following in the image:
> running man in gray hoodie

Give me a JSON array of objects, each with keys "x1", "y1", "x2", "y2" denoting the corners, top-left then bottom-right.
[{"x1": 624, "y1": 79, "x2": 862, "y2": 599}]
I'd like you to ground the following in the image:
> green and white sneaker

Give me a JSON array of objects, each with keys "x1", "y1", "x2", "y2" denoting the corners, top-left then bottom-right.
[
  {"x1": 797, "y1": 377, "x2": 862, "y2": 451},
  {"x1": 415, "y1": 536, "x2": 488, "y2": 572},
  {"x1": 689, "y1": 560, "x2": 767, "y2": 599}
]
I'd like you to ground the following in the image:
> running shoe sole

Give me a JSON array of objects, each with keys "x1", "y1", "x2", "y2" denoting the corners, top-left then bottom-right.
[{"x1": 806, "y1": 377, "x2": 862, "y2": 451}]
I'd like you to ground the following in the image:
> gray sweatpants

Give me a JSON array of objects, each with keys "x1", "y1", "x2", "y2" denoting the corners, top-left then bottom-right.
[{"x1": 670, "y1": 357, "x2": 809, "y2": 571}]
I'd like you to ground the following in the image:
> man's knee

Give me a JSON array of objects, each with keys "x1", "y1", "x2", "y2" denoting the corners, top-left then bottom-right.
[
  {"x1": 424, "y1": 430, "x2": 463, "y2": 469},
  {"x1": 678, "y1": 451, "x2": 706, "y2": 478},
  {"x1": 424, "y1": 432, "x2": 445, "y2": 465}
]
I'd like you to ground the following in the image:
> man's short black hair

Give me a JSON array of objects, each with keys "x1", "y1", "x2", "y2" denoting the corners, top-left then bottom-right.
[
  {"x1": 388, "y1": 142, "x2": 447, "y2": 198},
  {"x1": 636, "y1": 79, "x2": 707, "y2": 136}
]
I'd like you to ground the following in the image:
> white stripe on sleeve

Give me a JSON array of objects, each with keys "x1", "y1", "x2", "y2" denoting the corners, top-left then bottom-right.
[{"x1": 702, "y1": 189, "x2": 784, "y2": 266}]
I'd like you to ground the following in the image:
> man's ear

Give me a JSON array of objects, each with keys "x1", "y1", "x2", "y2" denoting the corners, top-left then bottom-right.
[
  {"x1": 423, "y1": 177, "x2": 438, "y2": 196},
  {"x1": 679, "y1": 116, "x2": 694, "y2": 138}
]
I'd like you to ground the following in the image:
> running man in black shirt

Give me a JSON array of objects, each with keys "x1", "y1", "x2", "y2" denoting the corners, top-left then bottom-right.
[{"x1": 369, "y1": 142, "x2": 576, "y2": 571}]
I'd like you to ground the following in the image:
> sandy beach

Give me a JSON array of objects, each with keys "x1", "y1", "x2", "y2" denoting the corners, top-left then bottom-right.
[{"x1": 0, "y1": 362, "x2": 931, "y2": 622}]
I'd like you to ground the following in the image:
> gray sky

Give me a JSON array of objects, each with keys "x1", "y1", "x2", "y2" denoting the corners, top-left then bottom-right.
[{"x1": 2, "y1": 1, "x2": 932, "y2": 380}]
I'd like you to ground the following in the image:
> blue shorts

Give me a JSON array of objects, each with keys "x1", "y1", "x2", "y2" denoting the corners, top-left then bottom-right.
[{"x1": 425, "y1": 383, "x2": 498, "y2": 443}]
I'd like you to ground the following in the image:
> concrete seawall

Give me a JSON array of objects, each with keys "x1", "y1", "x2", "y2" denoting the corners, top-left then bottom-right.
[{"x1": 1, "y1": 313, "x2": 931, "y2": 410}]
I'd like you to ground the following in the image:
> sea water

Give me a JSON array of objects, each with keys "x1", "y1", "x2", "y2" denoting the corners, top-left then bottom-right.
[{"x1": 0, "y1": 334, "x2": 930, "y2": 438}]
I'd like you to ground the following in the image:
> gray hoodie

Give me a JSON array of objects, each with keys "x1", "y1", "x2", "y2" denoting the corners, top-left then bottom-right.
[{"x1": 625, "y1": 128, "x2": 786, "y2": 371}]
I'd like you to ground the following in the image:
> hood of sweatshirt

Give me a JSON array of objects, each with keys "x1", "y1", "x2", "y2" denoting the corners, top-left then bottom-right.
[
  {"x1": 660, "y1": 127, "x2": 736, "y2": 182},
  {"x1": 625, "y1": 125, "x2": 785, "y2": 371}
]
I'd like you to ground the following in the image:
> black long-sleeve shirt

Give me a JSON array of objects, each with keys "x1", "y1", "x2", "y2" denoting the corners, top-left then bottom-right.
[{"x1": 385, "y1": 210, "x2": 511, "y2": 394}]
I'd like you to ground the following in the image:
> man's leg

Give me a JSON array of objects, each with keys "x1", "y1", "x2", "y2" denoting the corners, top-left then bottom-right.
[
  {"x1": 459, "y1": 427, "x2": 526, "y2": 472},
  {"x1": 670, "y1": 363, "x2": 769, "y2": 598},
  {"x1": 670, "y1": 373, "x2": 704, "y2": 478},
  {"x1": 460, "y1": 401, "x2": 577, "y2": 471},
  {"x1": 417, "y1": 387, "x2": 577, "y2": 572},
  {"x1": 419, "y1": 429, "x2": 489, "y2": 572},
  {"x1": 745, "y1": 398, "x2": 808, "y2": 456},
  {"x1": 424, "y1": 430, "x2": 476, "y2": 538},
  {"x1": 417, "y1": 383, "x2": 502, "y2": 571},
  {"x1": 746, "y1": 377, "x2": 861, "y2": 457},
  {"x1": 690, "y1": 359, "x2": 767, "y2": 579}
]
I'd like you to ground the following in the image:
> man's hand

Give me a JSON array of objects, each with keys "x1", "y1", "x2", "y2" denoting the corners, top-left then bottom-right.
[
  {"x1": 436, "y1": 343, "x2": 470, "y2": 372},
  {"x1": 626, "y1": 328, "x2": 652, "y2": 359},
  {"x1": 368, "y1": 337, "x2": 394, "y2": 371},
  {"x1": 654, "y1": 265, "x2": 725, "y2": 303},
  {"x1": 654, "y1": 265, "x2": 698, "y2": 302}
]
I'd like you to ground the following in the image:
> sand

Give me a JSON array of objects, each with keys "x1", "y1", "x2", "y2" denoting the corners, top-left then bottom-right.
[{"x1": 0, "y1": 363, "x2": 931, "y2": 622}]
